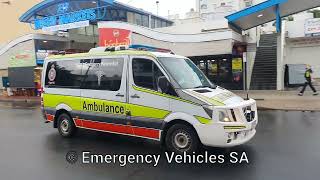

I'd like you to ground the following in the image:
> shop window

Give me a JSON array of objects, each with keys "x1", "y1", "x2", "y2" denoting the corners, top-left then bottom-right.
[
  {"x1": 77, "y1": 27, "x2": 86, "y2": 35},
  {"x1": 161, "y1": 21, "x2": 167, "y2": 27},
  {"x1": 93, "y1": 25, "x2": 99, "y2": 36},
  {"x1": 132, "y1": 58, "x2": 164, "y2": 91},
  {"x1": 134, "y1": 13, "x2": 142, "y2": 26},
  {"x1": 142, "y1": 15, "x2": 149, "y2": 27},
  {"x1": 45, "y1": 60, "x2": 83, "y2": 88},
  {"x1": 85, "y1": 25, "x2": 94, "y2": 36},
  {"x1": 81, "y1": 58, "x2": 124, "y2": 91},
  {"x1": 156, "y1": 19, "x2": 162, "y2": 28},
  {"x1": 127, "y1": 12, "x2": 135, "y2": 24},
  {"x1": 151, "y1": 17, "x2": 156, "y2": 28}
]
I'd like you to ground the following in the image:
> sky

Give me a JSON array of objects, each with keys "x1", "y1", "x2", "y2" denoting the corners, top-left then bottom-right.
[{"x1": 116, "y1": 0, "x2": 196, "y2": 18}]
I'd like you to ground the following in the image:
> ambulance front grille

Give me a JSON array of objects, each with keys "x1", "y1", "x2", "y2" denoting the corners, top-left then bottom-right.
[{"x1": 243, "y1": 106, "x2": 255, "y2": 122}]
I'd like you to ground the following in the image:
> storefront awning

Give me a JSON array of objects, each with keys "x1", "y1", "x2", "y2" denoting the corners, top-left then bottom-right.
[{"x1": 226, "y1": 0, "x2": 320, "y2": 31}]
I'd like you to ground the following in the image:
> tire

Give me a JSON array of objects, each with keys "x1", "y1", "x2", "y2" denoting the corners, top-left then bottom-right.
[
  {"x1": 57, "y1": 113, "x2": 77, "y2": 138},
  {"x1": 165, "y1": 124, "x2": 200, "y2": 154}
]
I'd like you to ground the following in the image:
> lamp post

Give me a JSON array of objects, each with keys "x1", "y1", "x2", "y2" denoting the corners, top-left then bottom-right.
[{"x1": 156, "y1": 1, "x2": 159, "y2": 16}]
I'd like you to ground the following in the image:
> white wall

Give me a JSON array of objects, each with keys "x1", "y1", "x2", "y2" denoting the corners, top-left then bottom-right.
[
  {"x1": 284, "y1": 39, "x2": 320, "y2": 78},
  {"x1": 286, "y1": 13, "x2": 314, "y2": 38},
  {"x1": 0, "y1": 40, "x2": 35, "y2": 70},
  {"x1": 98, "y1": 21, "x2": 242, "y2": 56},
  {"x1": 157, "y1": 19, "x2": 229, "y2": 34}
]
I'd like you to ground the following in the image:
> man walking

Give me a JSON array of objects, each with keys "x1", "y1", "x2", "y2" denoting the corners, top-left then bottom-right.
[{"x1": 298, "y1": 65, "x2": 318, "y2": 96}]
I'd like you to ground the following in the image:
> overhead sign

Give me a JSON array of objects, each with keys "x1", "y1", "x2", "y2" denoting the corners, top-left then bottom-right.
[
  {"x1": 42, "y1": 20, "x2": 89, "y2": 32},
  {"x1": 305, "y1": 18, "x2": 320, "y2": 37},
  {"x1": 99, "y1": 28, "x2": 132, "y2": 47},
  {"x1": 34, "y1": 2, "x2": 108, "y2": 30}
]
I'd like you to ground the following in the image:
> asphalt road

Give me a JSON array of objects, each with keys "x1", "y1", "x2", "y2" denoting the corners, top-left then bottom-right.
[{"x1": 0, "y1": 102, "x2": 320, "y2": 180}]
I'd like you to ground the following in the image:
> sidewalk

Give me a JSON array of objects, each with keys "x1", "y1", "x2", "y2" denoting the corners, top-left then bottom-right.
[
  {"x1": 233, "y1": 90, "x2": 320, "y2": 111},
  {"x1": 1, "y1": 91, "x2": 319, "y2": 111},
  {"x1": 0, "y1": 96, "x2": 40, "y2": 103}
]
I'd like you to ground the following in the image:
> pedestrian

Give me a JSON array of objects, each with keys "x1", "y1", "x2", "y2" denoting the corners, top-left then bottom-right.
[{"x1": 298, "y1": 65, "x2": 318, "y2": 96}]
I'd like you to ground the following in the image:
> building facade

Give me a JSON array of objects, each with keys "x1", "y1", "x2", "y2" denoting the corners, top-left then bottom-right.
[
  {"x1": 0, "y1": 0, "x2": 173, "y2": 95},
  {"x1": 195, "y1": 0, "x2": 265, "y2": 21}
]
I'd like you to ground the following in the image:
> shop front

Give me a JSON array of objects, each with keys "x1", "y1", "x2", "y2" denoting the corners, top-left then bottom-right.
[{"x1": 189, "y1": 44, "x2": 246, "y2": 90}]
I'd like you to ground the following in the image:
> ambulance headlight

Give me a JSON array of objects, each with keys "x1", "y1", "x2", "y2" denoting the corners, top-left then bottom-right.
[{"x1": 219, "y1": 110, "x2": 231, "y2": 122}]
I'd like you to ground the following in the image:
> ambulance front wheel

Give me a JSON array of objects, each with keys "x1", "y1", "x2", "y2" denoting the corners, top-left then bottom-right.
[
  {"x1": 165, "y1": 124, "x2": 200, "y2": 154},
  {"x1": 57, "y1": 113, "x2": 77, "y2": 138}
]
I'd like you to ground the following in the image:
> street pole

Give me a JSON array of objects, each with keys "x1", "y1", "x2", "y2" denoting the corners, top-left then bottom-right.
[
  {"x1": 156, "y1": 1, "x2": 159, "y2": 16},
  {"x1": 243, "y1": 52, "x2": 249, "y2": 100}
]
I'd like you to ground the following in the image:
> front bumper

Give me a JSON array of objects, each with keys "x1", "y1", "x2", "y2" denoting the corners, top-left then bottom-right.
[{"x1": 194, "y1": 99, "x2": 258, "y2": 147}]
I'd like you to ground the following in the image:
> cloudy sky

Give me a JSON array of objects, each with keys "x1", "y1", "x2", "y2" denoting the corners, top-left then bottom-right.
[{"x1": 116, "y1": 0, "x2": 196, "y2": 18}]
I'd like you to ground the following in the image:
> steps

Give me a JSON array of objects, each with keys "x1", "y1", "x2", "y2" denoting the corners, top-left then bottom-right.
[{"x1": 250, "y1": 34, "x2": 278, "y2": 90}]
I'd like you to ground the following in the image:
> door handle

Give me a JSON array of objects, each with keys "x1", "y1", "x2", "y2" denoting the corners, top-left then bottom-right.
[
  {"x1": 125, "y1": 110, "x2": 131, "y2": 116},
  {"x1": 130, "y1": 94, "x2": 140, "y2": 99},
  {"x1": 115, "y1": 93, "x2": 125, "y2": 97}
]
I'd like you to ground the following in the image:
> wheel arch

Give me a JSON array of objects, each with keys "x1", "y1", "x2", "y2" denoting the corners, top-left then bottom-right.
[
  {"x1": 53, "y1": 104, "x2": 73, "y2": 128},
  {"x1": 161, "y1": 112, "x2": 201, "y2": 145}
]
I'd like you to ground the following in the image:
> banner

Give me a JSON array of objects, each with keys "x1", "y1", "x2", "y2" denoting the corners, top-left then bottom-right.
[
  {"x1": 42, "y1": 20, "x2": 89, "y2": 32},
  {"x1": 232, "y1": 58, "x2": 243, "y2": 73},
  {"x1": 99, "y1": 28, "x2": 132, "y2": 47},
  {"x1": 305, "y1": 18, "x2": 320, "y2": 37},
  {"x1": 9, "y1": 50, "x2": 36, "y2": 68}
]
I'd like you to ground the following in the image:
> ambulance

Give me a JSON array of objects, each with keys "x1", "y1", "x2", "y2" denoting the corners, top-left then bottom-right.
[{"x1": 41, "y1": 46, "x2": 258, "y2": 153}]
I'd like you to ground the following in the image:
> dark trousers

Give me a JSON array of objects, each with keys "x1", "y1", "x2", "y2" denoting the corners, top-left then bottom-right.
[{"x1": 300, "y1": 79, "x2": 317, "y2": 94}]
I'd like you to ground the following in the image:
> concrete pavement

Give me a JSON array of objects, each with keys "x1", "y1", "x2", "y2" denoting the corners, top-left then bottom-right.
[
  {"x1": 0, "y1": 96, "x2": 40, "y2": 103},
  {"x1": 234, "y1": 90, "x2": 320, "y2": 111},
  {"x1": 1, "y1": 90, "x2": 320, "y2": 111},
  {"x1": 1, "y1": 102, "x2": 320, "y2": 180}
]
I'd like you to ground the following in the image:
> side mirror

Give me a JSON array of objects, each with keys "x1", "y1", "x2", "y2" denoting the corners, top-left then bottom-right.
[{"x1": 157, "y1": 76, "x2": 170, "y2": 94}]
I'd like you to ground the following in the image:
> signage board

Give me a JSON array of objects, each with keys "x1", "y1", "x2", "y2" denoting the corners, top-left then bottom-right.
[
  {"x1": 42, "y1": 20, "x2": 89, "y2": 32},
  {"x1": 33, "y1": 2, "x2": 110, "y2": 31},
  {"x1": 8, "y1": 67, "x2": 35, "y2": 88},
  {"x1": 305, "y1": 18, "x2": 320, "y2": 37},
  {"x1": 9, "y1": 50, "x2": 36, "y2": 68},
  {"x1": 232, "y1": 58, "x2": 243, "y2": 73},
  {"x1": 99, "y1": 28, "x2": 132, "y2": 47}
]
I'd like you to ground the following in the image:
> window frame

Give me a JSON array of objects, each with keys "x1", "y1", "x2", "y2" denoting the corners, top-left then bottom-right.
[
  {"x1": 44, "y1": 59, "x2": 83, "y2": 89},
  {"x1": 131, "y1": 57, "x2": 170, "y2": 92},
  {"x1": 44, "y1": 56, "x2": 126, "y2": 92},
  {"x1": 80, "y1": 57, "x2": 125, "y2": 92}
]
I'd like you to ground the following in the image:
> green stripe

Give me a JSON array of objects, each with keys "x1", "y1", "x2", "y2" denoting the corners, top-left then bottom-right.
[
  {"x1": 133, "y1": 85, "x2": 198, "y2": 105},
  {"x1": 224, "y1": 126, "x2": 246, "y2": 130},
  {"x1": 43, "y1": 94, "x2": 170, "y2": 120},
  {"x1": 194, "y1": 116, "x2": 212, "y2": 124},
  {"x1": 187, "y1": 90, "x2": 225, "y2": 106}
]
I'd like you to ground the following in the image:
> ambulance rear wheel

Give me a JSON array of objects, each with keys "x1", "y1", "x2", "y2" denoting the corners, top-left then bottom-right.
[
  {"x1": 165, "y1": 124, "x2": 200, "y2": 154},
  {"x1": 57, "y1": 113, "x2": 77, "y2": 138}
]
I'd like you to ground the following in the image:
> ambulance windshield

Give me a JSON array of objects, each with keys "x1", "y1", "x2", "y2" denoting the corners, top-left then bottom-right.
[{"x1": 158, "y1": 57, "x2": 215, "y2": 89}]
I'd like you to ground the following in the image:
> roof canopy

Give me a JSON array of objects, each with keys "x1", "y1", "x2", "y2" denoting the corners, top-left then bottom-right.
[
  {"x1": 20, "y1": 0, "x2": 170, "y2": 23},
  {"x1": 226, "y1": 0, "x2": 320, "y2": 31}
]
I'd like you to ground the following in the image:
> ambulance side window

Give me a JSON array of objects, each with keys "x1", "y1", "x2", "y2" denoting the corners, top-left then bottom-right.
[
  {"x1": 81, "y1": 58, "x2": 124, "y2": 91},
  {"x1": 132, "y1": 58, "x2": 164, "y2": 91},
  {"x1": 45, "y1": 60, "x2": 82, "y2": 88}
]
